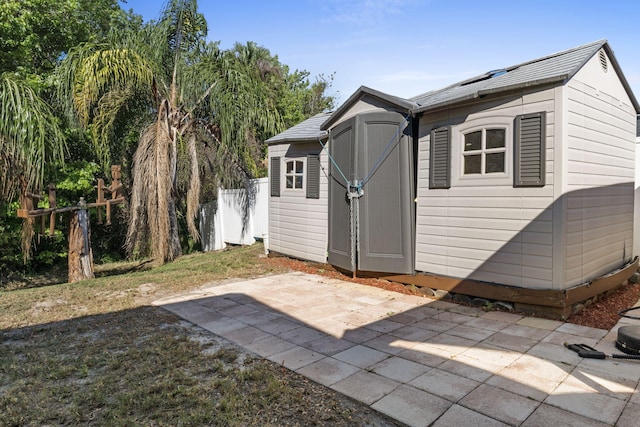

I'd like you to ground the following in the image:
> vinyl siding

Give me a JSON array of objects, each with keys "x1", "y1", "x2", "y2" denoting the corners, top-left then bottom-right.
[
  {"x1": 564, "y1": 51, "x2": 636, "y2": 286},
  {"x1": 268, "y1": 142, "x2": 328, "y2": 263},
  {"x1": 415, "y1": 87, "x2": 556, "y2": 289}
]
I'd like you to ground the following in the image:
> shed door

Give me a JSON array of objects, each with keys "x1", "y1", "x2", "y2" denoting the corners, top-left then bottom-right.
[
  {"x1": 327, "y1": 116, "x2": 355, "y2": 271},
  {"x1": 327, "y1": 111, "x2": 414, "y2": 274}
]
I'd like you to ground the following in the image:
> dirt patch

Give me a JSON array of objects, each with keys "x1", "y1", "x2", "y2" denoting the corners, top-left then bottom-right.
[
  {"x1": 265, "y1": 255, "x2": 640, "y2": 331},
  {"x1": 32, "y1": 298, "x2": 67, "y2": 314}
]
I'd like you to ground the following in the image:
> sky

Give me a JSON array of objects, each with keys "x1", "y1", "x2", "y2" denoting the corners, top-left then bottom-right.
[{"x1": 118, "y1": 0, "x2": 640, "y2": 105}]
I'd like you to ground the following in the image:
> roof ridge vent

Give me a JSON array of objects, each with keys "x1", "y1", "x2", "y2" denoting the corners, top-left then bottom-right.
[
  {"x1": 488, "y1": 69, "x2": 507, "y2": 78},
  {"x1": 460, "y1": 69, "x2": 509, "y2": 87}
]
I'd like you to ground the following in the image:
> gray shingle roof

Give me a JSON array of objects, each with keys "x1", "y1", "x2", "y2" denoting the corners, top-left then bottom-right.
[
  {"x1": 265, "y1": 112, "x2": 332, "y2": 144},
  {"x1": 320, "y1": 86, "x2": 418, "y2": 131},
  {"x1": 411, "y1": 40, "x2": 639, "y2": 114},
  {"x1": 269, "y1": 41, "x2": 639, "y2": 142}
]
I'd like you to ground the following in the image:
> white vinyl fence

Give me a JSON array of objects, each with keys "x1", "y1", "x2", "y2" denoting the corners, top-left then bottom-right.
[{"x1": 199, "y1": 178, "x2": 268, "y2": 251}]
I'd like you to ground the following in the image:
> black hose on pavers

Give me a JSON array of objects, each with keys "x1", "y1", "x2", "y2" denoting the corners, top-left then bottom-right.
[
  {"x1": 564, "y1": 342, "x2": 640, "y2": 360},
  {"x1": 618, "y1": 306, "x2": 640, "y2": 320},
  {"x1": 565, "y1": 304, "x2": 640, "y2": 360}
]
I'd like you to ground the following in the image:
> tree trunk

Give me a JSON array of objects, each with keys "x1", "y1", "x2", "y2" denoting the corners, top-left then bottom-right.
[
  {"x1": 68, "y1": 209, "x2": 94, "y2": 283},
  {"x1": 167, "y1": 197, "x2": 182, "y2": 261}
]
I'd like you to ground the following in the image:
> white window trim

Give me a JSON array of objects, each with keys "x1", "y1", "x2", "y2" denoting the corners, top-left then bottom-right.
[
  {"x1": 283, "y1": 158, "x2": 306, "y2": 192},
  {"x1": 453, "y1": 121, "x2": 512, "y2": 187}
]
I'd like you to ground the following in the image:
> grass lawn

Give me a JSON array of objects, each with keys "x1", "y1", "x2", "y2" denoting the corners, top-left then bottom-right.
[{"x1": 1, "y1": 244, "x2": 400, "y2": 426}]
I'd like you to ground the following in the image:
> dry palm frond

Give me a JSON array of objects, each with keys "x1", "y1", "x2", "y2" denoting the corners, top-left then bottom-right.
[
  {"x1": 21, "y1": 218, "x2": 35, "y2": 264},
  {"x1": 185, "y1": 133, "x2": 201, "y2": 241},
  {"x1": 126, "y1": 102, "x2": 173, "y2": 262}
]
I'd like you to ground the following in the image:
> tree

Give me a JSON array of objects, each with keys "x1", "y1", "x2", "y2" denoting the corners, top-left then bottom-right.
[
  {"x1": 0, "y1": 0, "x2": 143, "y2": 269},
  {"x1": 58, "y1": 0, "x2": 284, "y2": 263},
  {"x1": 0, "y1": 73, "x2": 67, "y2": 262},
  {"x1": 0, "y1": 73, "x2": 65, "y2": 202},
  {"x1": 0, "y1": 0, "x2": 129, "y2": 76}
]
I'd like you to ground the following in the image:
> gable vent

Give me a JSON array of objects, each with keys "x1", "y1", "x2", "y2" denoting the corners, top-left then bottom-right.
[{"x1": 599, "y1": 50, "x2": 608, "y2": 73}]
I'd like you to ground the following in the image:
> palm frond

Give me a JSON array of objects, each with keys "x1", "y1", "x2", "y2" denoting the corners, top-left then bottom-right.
[
  {"x1": 57, "y1": 43, "x2": 154, "y2": 169},
  {"x1": 0, "y1": 73, "x2": 66, "y2": 201},
  {"x1": 185, "y1": 133, "x2": 200, "y2": 241},
  {"x1": 126, "y1": 99, "x2": 176, "y2": 262}
]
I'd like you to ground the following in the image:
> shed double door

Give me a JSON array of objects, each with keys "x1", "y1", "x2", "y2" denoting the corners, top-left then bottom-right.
[{"x1": 327, "y1": 111, "x2": 414, "y2": 274}]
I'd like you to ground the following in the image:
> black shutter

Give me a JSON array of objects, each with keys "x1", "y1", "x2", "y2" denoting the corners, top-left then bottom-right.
[
  {"x1": 270, "y1": 156, "x2": 281, "y2": 197},
  {"x1": 429, "y1": 127, "x2": 451, "y2": 189},
  {"x1": 306, "y1": 154, "x2": 320, "y2": 199},
  {"x1": 514, "y1": 112, "x2": 546, "y2": 187}
]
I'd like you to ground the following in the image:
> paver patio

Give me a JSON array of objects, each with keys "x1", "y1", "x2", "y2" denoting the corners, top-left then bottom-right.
[{"x1": 154, "y1": 272, "x2": 640, "y2": 426}]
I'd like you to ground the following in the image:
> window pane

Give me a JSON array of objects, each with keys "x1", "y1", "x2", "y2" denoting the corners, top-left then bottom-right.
[
  {"x1": 286, "y1": 176, "x2": 293, "y2": 188},
  {"x1": 464, "y1": 131, "x2": 482, "y2": 151},
  {"x1": 464, "y1": 154, "x2": 481, "y2": 174},
  {"x1": 286, "y1": 161, "x2": 294, "y2": 174},
  {"x1": 295, "y1": 161, "x2": 304, "y2": 174},
  {"x1": 295, "y1": 176, "x2": 303, "y2": 188},
  {"x1": 486, "y1": 152, "x2": 505, "y2": 173},
  {"x1": 486, "y1": 129, "x2": 505, "y2": 149}
]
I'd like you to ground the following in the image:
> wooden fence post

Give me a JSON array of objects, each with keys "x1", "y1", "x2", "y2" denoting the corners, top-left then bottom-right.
[{"x1": 68, "y1": 198, "x2": 94, "y2": 283}]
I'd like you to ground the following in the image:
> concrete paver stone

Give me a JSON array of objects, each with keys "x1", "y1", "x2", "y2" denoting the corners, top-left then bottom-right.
[
  {"x1": 521, "y1": 403, "x2": 611, "y2": 427},
  {"x1": 330, "y1": 370, "x2": 400, "y2": 405},
  {"x1": 371, "y1": 384, "x2": 451, "y2": 427},
  {"x1": 438, "y1": 354, "x2": 506, "y2": 383},
  {"x1": 459, "y1": 383, "x2": 539, "y2": 425},
  {"x1": 369, "y1": 356, "x2": 432, "y2": 383},
  {"x1": 480, "y1": 311, "x2": 523, "y2": 324},
  {"x1": 499, "y1": 323, "x2": 552, "y2": 341},
  {"x1": 516, "y1": 316, "x2": 563, "y2": 331},
  {"x1": 301, "y1": 335, "x2": 355, "y2": 356},
  {"x1": 545, "y1": 380, "x2": 627, "y2": 425},
  {"x1": 409, "y1": 368, "x2": 480, "y2": 402},
  {"x1": 616, "y1": 401, "x2": 640, "y2": 427},
  {"x1": 241, "y1": 334, "x2": 297, "y2": 358},
  {"x1": 432, "y1": 404, "x2": 510, "y2": 427},
  {"x1": 445, "y1": 324, "x2": 497, "y2": 341},
  {"x1": 333, "y1": 345, "x2": 390, "y2": 368},
  {"x1": 482, "y1": 331, "x2": 538, "y2": 353},
  {"x1": 267, "y1": 346, "x2": 324, "y2": 370},
  {"x1": 295, "y1": 357, "x2": 361, "y2": 386}
]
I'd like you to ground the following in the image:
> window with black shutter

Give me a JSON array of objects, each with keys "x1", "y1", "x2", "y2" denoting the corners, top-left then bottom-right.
[
  {"x1": 306, "y1": 154, "x2": 320, "y2": 199},
  {"x1": 429, "y1": 127, "x2": 451, "y2": 189},
  {"x1": 514, "y1": 112, "x2": 546, "y2": 187},
  {"x1": 270, "y1": 156, "x2": 281, "y2": 197}
]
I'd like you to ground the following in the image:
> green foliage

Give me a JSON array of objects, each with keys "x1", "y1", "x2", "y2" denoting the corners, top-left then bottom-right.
[
  {"x1": 56, "y1": 161, "x2": 101, "y2": 196},
  {"x1": 0, "y1": 73, "x2": 67, "y2": 201},
  {"x1": 0, "y1": 0, "x2": 131, "y2": 76},
  {"x1": 0, "y1": 203, "x2": 67, "y2": 277},
  {"x1": 279, "y1": 69, "x2": 336, "y2": 129},
  {"x1": 0, "y1": 203, "x2": 23, "y2": 273},
  {"x1": 1, "y1": 0, "x2": 336, "y2": 271}
]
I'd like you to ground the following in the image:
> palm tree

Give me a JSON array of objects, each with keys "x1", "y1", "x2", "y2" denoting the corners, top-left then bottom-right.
[
  {"x1": 0, "y1": 73, "x2": 66, "y2": 202},
  {"x1": 57, "y1": 0, "x2": 283, "y2": 263},
  {"x1": 0, "y1": 73, "x2": 66, "y2": 261}
]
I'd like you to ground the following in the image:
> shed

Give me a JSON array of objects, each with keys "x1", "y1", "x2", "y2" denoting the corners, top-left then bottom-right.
[{"x1": 267, "y1": 40, "x2": 640, "y2": 317}]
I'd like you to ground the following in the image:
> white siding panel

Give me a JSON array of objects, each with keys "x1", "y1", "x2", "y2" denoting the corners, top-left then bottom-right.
[
  {"x1": 522, "y1": 265, "x2": 553, "y2": 281},
  {"x1": 563, "y1": 51, "x2": 636, "y2": 286},
  {"x1": 522, "y1": 254, "x2": 553, "y2": 269},
  {"x1": 268, "y1": 142, "x2": 328, "y2": 264},
  {"x1": 415, "y1": 87, "x2": 556, "y2": 288}
]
